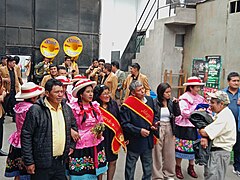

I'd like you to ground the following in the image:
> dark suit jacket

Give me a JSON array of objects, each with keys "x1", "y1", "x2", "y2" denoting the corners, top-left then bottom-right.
[{"x1": 120, "y1": 96, "x2": 157, "y2": 153}]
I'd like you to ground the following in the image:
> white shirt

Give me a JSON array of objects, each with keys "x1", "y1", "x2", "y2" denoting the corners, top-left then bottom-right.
[
  {"x1": 204, "y1": 107, "x2": 236, "y2": 152},
  {"x1": 160, "y1": 107, "x2": 170, "y2": 122}
]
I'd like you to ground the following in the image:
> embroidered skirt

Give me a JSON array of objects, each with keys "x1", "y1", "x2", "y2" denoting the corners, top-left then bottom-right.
[
  {"x1": 175, "y1": 125, "x2": 198, "y2": 160},
  {"x1": 68, "y1": 142, "x2": 108, "y2": 180},
  {"x1": 5, "y1": 145, "x2": 30, "y2": 179}
]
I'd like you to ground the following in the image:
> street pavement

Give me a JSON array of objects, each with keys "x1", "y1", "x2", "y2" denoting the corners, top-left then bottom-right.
[{"x1": 0, "y1": 116, "x2": 239, "y2": 180}]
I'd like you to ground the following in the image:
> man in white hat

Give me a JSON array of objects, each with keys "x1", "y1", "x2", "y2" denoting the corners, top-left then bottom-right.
[
  {"x1": 21, "y1": 78, "x2": 77, "y2": 180},
  {"x1": 199, "y1": 91, "x2": 236, "y2": 180}
]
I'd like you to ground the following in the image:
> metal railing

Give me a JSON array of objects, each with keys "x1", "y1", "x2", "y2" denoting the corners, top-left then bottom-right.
[{"x1": 120, "y1": 0, "x2": 199, "y2": 71}]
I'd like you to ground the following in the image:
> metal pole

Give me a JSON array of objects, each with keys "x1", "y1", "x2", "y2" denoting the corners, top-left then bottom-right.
[{"x1": 157, "y1": 0, "x2": 159, "y2": 19}]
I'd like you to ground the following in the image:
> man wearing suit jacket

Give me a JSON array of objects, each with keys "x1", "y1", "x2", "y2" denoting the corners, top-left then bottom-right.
[
  {"x1": 0, "y1": 56, "x2": 20, "y2": 119},
  {"x1": 123, "y1": 63, "x2": 150, "y2": 101},
  {"x1": 101, "y1": 63, "x2": 118, "y2": 100},
  {"x1": 40, "y1": 64, "x2": 58, "y2": 87},
  {"x1": 120, "y1": 81, "x2": 158, "y2": 180},
  {"x1": 111, "y1": 61, "x2": 126, "y2": 104}
]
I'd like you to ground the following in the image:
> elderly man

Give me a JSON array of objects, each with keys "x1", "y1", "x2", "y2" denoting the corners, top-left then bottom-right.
[
  {"x1": 21, "y1": 79, "x2": 77, "y2": 180},
  {"x1": 199, "y1": 91, "x2": 236, "y2": 180},
  {"x1": 120, "y1": 81, "x2": 158, "y2": 180},
  {"x1": 223, "y1": 72, "x2": 240, "y2": 176}
]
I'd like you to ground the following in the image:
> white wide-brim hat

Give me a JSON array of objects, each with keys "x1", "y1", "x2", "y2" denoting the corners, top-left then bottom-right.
[
  {"x1": 183, "y1": 76, "x2": 205, "y2": 86},
  {"x1": 15, "y1": 82, "x2": 45, "y2": 99},
  {"x1": 55, "y1": 76, "x2": 72, "y2": 85},
  {"x1": 71, "y1": 75, "x2": 87, "y2": 83},
  {"x1": 72, "y1": 79, "x2": 96, "y2": 98}
]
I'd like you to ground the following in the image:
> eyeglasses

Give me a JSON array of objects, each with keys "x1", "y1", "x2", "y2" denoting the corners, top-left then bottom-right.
[
  {"x1": 101, "y1": 93, "x2": 111, "y2": 96},
  {"x1": 99, "y1": 63, "x2": 104, "y2": 65}
]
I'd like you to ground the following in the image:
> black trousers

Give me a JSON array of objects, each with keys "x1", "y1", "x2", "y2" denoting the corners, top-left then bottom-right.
[
  {"x1": 31, "y1": 158, "x2": 67, "y2": 180},
  {"x1": 0, "y1": 117, "x2": 4, "y2": 149},
  {"x1": 4, "y1": 90, "x2": 16, "y2": 115}
]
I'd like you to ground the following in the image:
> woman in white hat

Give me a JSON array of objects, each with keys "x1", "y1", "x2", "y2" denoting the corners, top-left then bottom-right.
[
  {"x1": 68, "y1": 79, "x2": 108, "y2": 180},
  {"x1": 174, "y1": 77, "x2": 206, "y2": 179},
  {"x1": 5, "y1": 82, "x2": 44, "y2": 180}
]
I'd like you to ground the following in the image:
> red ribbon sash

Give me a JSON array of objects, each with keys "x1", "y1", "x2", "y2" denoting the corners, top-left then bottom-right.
[
  {"x1": 123, "y1": 96, "x2": 154, "y2": 125},
  {"x1": 123, "y1": 96, "x2": 159, "y2": 144},
  {"x1": 100, "y1": 107, "x2": 126, "y2": 154}
]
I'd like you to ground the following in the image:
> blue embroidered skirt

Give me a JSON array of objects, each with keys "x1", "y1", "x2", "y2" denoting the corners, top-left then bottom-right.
[{"x1": 5, "y1": 145, "x2": 30, "y2": 179}]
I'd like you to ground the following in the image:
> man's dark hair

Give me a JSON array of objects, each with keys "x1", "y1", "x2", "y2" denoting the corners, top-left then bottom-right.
[
  {"x1": 92, "y1": 58, "x2": 98, "y2": 63},
  {"x1": 131, "y1": 63, "x2": 140, "y2": 71},
  {"x1": 64, "y1": 55, "x2": 71, "y2": 61},
  {"x1": 14, "y1": 56, "x2": 20, "y2": 64},
  {"x1": 7, "y1": 56, "x2": 15, "y2": 63},
  {"x1": 57, "y1": 65, "x2": 66, "y2": 71},
  {"x1": 45, "y1": 79, "x2": 63, "y2": 92},
  {"x1": 227, "y1": 72, "x2": 240, "y2": 81},
  {"x1": 98, "y1": 59, "x2": 105, "y2": 64},
  {"x1": 49, "y1": 64, "x2": 57, "y2": 69},
  {"x1": 111, "y1": 61, "x2": 119, "y2": 69},
  {"x1": 1, "y1": 56, "x2": 7, "y2": 60},
  {"x1": 104, "y1": 63, "x2": 112, "y2": 72}
]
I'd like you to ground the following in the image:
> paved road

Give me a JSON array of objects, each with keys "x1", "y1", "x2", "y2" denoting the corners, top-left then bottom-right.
[{"x1": 0, "y1": 116, "x2": 239, "y2": 180}]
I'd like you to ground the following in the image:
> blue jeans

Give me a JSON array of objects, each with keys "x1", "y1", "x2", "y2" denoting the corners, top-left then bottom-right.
[
  {"x1": 125, "y1": 149, "x2": 152, "y2": 180},
  {"x1": 234, "y1": 132, "x2": 240, "y2": 171}
]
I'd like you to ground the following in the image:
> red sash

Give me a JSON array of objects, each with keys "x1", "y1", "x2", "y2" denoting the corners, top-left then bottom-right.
[
  {"x1": 123, "y1": 96, "x2": 159, "y2": 144},
  {"x1": 100, "y1": 107, "x2": 126, "y2": 154}
]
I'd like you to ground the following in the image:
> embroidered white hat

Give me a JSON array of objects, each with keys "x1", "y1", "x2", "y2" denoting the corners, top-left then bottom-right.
[
  {"x1": 72, "y1": 79, "x2": 96, "y2": 98},
  {"x1": 183, "y1": 76, "x2": 205, "y2": 86},
  {"x1": 55, "y1": 76, "x2": 72, "y2": 85},
  {"x1": 15, "y1": 82, "x2": 45, "y2": 99},
  {"x1": 71, "y1": 75, "x2": 87, "y2": 82}
]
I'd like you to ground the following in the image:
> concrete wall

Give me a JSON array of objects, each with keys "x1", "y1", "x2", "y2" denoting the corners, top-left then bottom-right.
[
  {"x1": 134, "y1": 19, "x2": 186, "y2": 91},
  {"x1": 184, "y1": 0, "x2": 240, "y2": 87},
  {"x1": 133, "y1": 7, "x2": 196, "y2": 91}
]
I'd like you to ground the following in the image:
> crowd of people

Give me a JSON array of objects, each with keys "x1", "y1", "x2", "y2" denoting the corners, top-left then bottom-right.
[{"x1": 0, "y1": 55, "x2": 239, "y2": 180}]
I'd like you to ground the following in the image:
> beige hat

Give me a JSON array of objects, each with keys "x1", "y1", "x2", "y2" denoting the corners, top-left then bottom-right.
[
  {"x1": 207, "y1": 91, "x2": 230, "y2": 105},
  {"x1": 15, "y1": 82, "x2": 45, "y2": 99},
  {"x1": 72, "y1": 79, "x2": 96, "y2": 98},
  {"x1": 183, "y1": 76, "x2": 205, "y2": 86},
  {"x1": 55, "y1": 76, "x2": 72, "y2": 85}
]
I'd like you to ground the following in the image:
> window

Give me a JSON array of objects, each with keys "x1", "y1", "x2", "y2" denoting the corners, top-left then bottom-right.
[
  {"x1": 230, "y1": 1, "x2": 240, "y2": 13},
  {"x1": 230, "y1": 1, "x2": 236, "y2": 13},
  {"x1": 237, "y1": 1, "x2": 240, "y2": 12},
  {"x1": 175, "y1": 34, "x2": 184, "y2": 47}
]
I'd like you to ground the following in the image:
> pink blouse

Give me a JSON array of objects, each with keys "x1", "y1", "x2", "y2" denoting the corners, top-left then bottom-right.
[
  {"x1": 175, "y1": 92, "x2": 206, "y2": 127},
  {"x1": 70, "y1": 101, "x2": 104, "y2": 149},
  {"x1": 8, "y1": 102, "x2": 33, "y2": 148}
]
